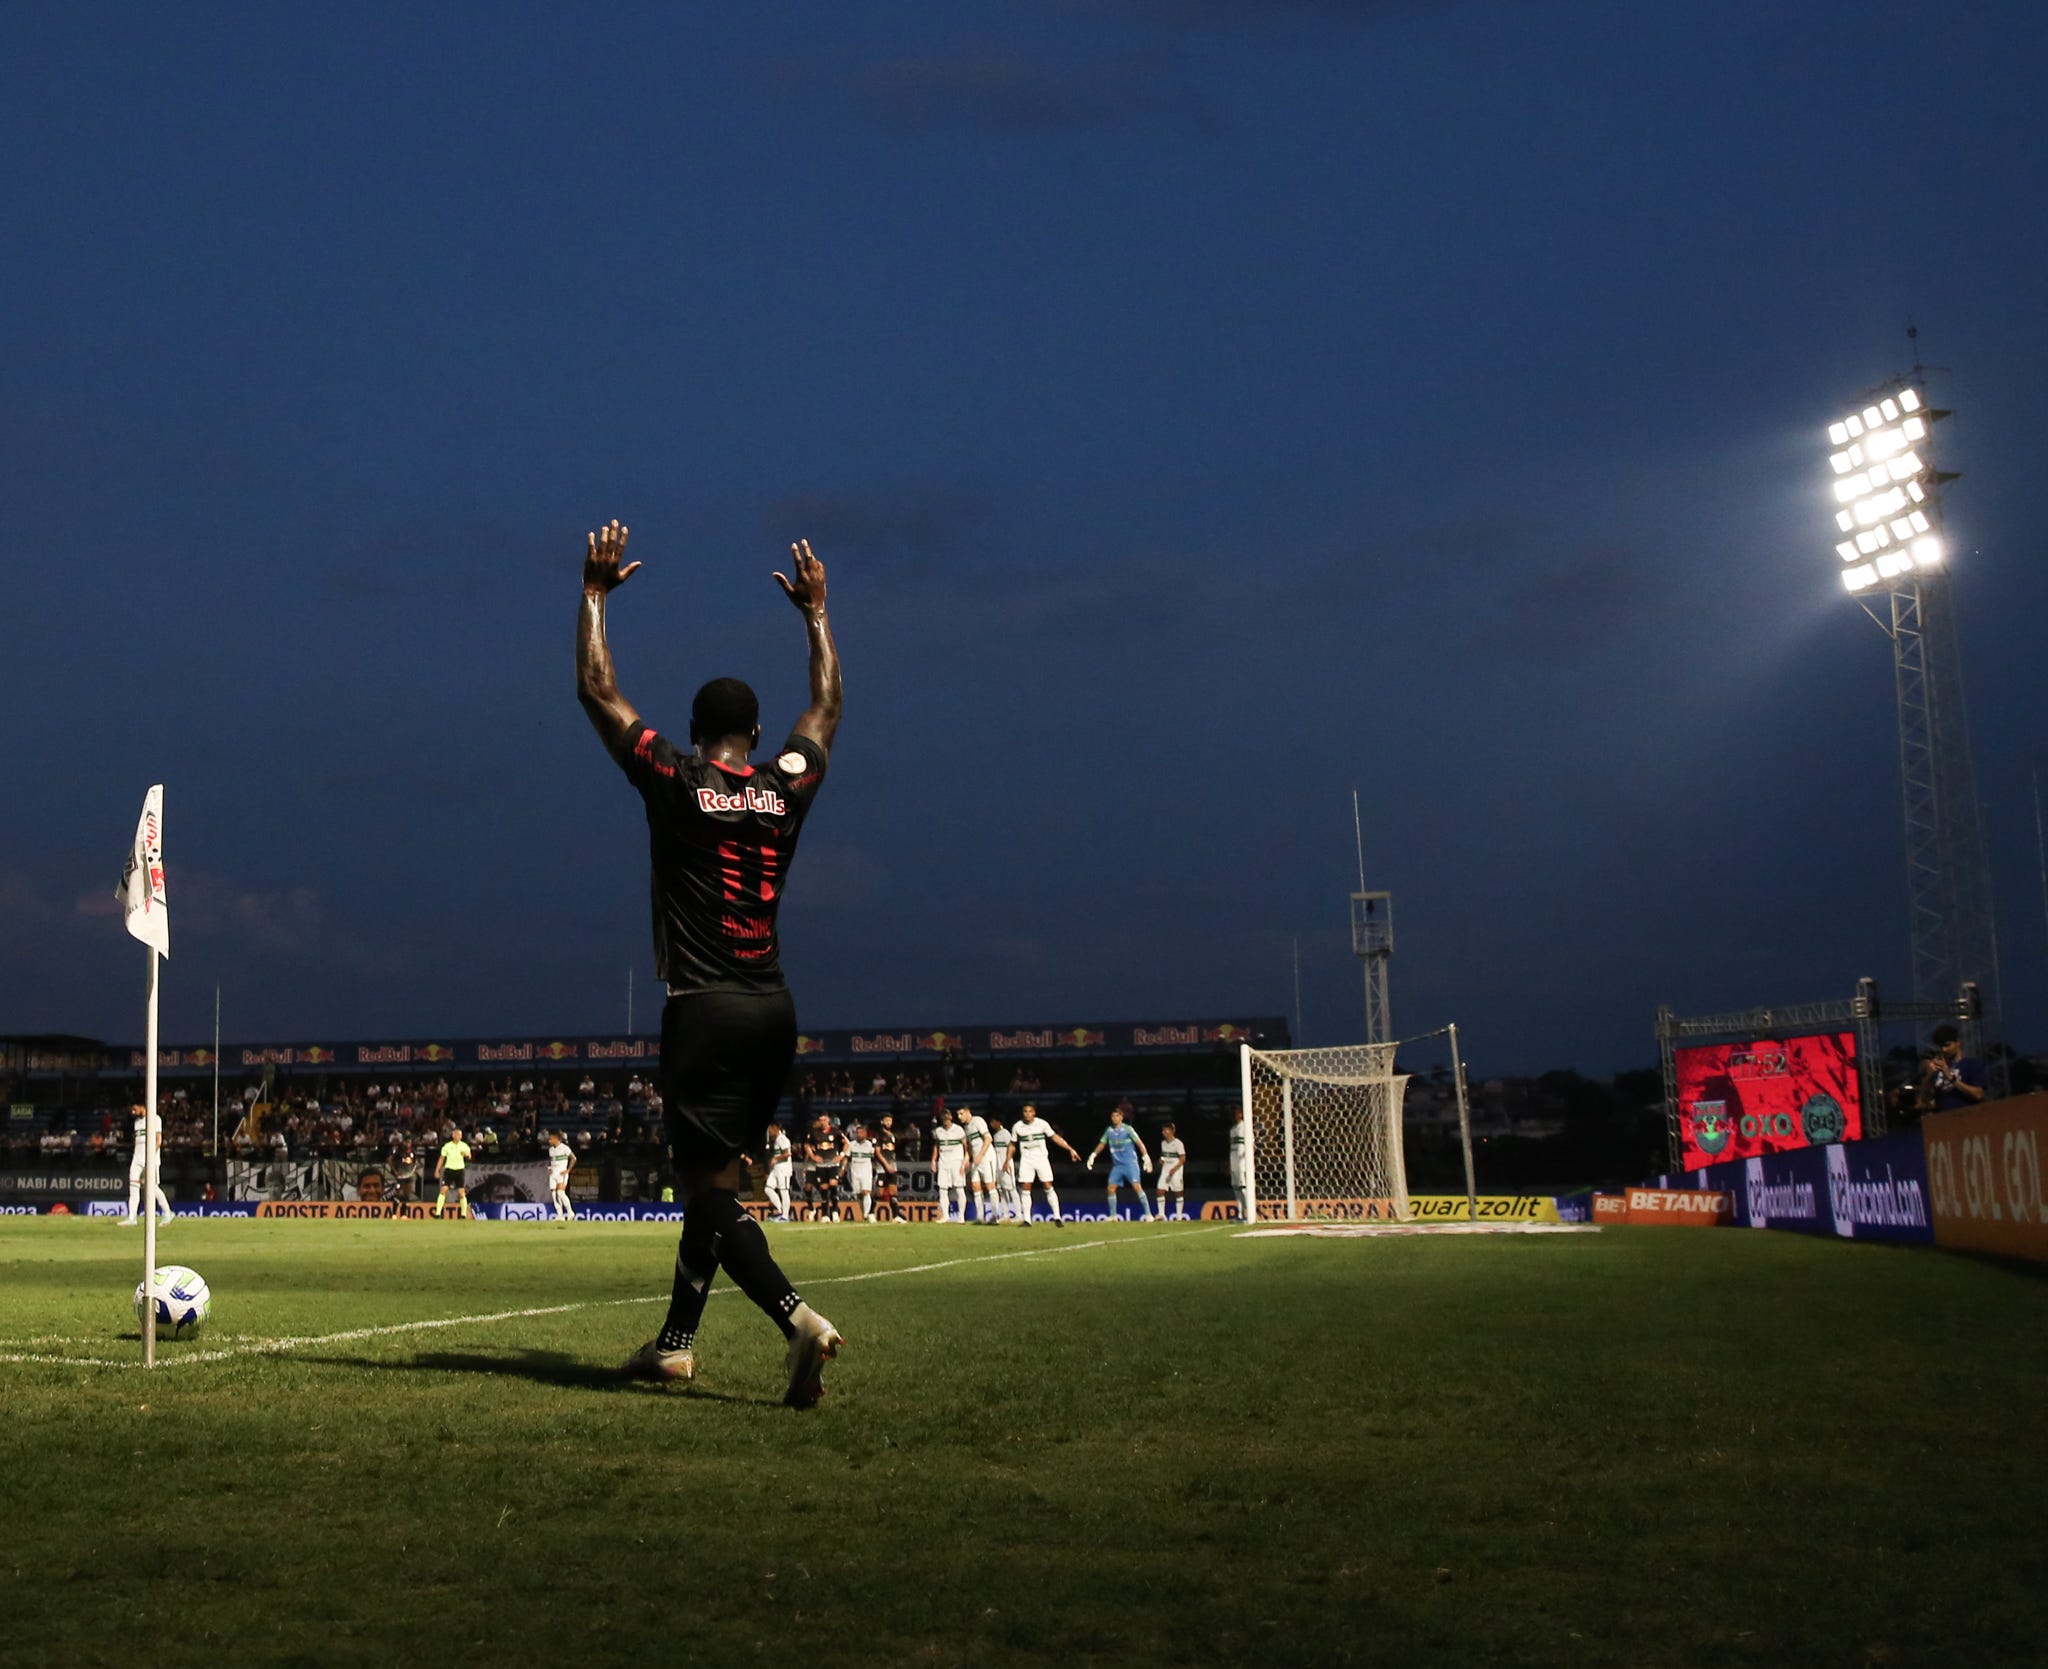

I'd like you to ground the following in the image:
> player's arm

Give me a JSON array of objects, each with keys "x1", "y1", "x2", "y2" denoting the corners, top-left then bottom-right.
[
  {"x1": 773, "y1": 540, "x2": 841, "y2": 752},
  {"x1": 577, "y1": 519, "x2": 645, "y2": 763},
  {"x1": 969, "y1": 1131, "x2": 989, "y2": 1167}
]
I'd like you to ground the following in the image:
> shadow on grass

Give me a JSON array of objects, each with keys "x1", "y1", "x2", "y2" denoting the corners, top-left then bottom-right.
[{"x1": 318, "y1": 1348, "x2": 774, "y2": 1403}]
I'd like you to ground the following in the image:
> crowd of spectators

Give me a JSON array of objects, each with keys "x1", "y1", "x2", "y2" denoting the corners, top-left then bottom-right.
[{"x1": 6, "y1": 1071, "x2": 670, "y2": 1164}]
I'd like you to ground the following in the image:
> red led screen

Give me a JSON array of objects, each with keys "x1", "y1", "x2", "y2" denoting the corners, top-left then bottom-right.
[{"x1": 1673, "y1": 1031, "x2": 1862, "y2": 1171}]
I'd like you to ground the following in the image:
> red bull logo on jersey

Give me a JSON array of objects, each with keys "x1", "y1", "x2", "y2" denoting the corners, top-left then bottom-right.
[{"x1": 696, "y1": 785, "x2": 787, "y2": 816}]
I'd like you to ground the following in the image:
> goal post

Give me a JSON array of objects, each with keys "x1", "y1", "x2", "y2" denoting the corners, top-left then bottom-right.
[{"x1": 1237, "y1": 1041, "x2": 1411, "y2": 1222}]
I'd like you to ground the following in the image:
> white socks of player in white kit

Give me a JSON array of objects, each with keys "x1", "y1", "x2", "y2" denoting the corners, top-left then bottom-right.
[
  {"x1": 948, "y1": 1185, "x2": 967, "y2": 1222},
  {"x1": 857, "y1": 1189, "x2": 872, "y2": 1221},
  {"x1": 550, "y1": 1186, "x2": 575, "y2": 1220},
  {"x1": 767, "y1": 1180, "x2": 790, "y2": 1219}
]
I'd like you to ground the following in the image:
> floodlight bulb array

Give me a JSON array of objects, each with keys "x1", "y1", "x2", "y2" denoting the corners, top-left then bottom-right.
[{"x1": 1824, "y1": 386, "x2": 1942, "y2": 585}]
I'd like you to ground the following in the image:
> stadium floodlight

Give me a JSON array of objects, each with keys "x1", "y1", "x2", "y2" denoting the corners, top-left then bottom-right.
[{"x1": 1820, "y1": 369, "x2": 2000, "y2": 1081}]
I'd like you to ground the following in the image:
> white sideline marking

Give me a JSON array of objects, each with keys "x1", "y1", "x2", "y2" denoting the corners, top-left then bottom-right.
[{"x1": 0, "y1": 1224, "x2": 1222, "y2": 1371}]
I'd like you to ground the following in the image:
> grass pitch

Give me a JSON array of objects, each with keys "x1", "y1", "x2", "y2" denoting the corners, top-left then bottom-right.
[{"x1": 2, "y1": 1218, "x2": 2043, "y2": 1668}]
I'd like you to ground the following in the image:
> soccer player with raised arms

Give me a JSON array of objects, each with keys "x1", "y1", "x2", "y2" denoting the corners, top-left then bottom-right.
[
  {"x1": 578, "y1": 520, "x2": 843, "y2": 1406},
  {"x1": 1010, "y1": 1102, "x2": 1081, "y2": 1225},
  {"x1": 1086, "y1": 1101, "x2": 1154, "y2": 1222}
]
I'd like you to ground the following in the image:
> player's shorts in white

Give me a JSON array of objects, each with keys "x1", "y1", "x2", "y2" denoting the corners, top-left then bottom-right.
[
  {"x1": 768, "y1": 1161, "x2": 793, "y2": 1188},
  {"x1": 970, "y1": 1156, "x2": 998, "y2": 1188},
  {"x1": 1159, "y1": 1173, "x2": 1185, "y2": 1194},
  {"x1": 848, "y1": 1163, "x2": 874, "y2": 1194},
  {"x1": 1016, "y1": 1155, "x2": 1053, "y2": 1188},
  {"x1": 937, "y1": 1154, "x2": 966, "y2": 1188},
  {"x1": 129, "y1": 1154, "x2": 147, "y2": 1182}
]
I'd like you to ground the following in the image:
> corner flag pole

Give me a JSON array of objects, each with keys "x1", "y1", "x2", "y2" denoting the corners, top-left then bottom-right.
[
  {"x1": 119, "y1": 785, "x2": 170, "y2": 1370},
  {"x1": 143, "y1": 949, "x2": 161, "y2": 1368}
]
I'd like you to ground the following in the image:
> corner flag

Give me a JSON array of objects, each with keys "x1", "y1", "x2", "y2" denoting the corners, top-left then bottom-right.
[{"x1": 119, "y1": 784, "x2": 169, "y2": 960}]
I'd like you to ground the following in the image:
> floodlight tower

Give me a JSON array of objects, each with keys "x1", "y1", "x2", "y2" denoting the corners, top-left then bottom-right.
[
  {"x1": 1351, "y1": 889, "x2": 1393, "y2": 1046},
  {"x1": 1347, "y1": 790, "x2": 1392, "y2": 1046},
  {"x1": 1824, "y1": 379, "x2": 2001, "y2": 1044}
]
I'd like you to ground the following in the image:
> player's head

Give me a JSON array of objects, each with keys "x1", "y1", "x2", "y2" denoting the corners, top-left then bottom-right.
[
  {"x1": 1232, "y1": 1104, "x2": 1244, "y2": 1123},
  {"x1": 1109, "y1": 1106, "x2": 1125, "y2": 1125},
  {"x1": 766, "y1": 1120, "x2": 780, "y2": 1137},
  {"x1": 1020, "y1": 1103, "x2": 1036, "y2": 1121},
  {"x1": 690, "y1": 677, "x2": 761, "y2": 750},
  {"x1": 1162, "y1": 1122, "x2": 1176, "y2": 1137},
  {"x1": 990, "y1": 1113, "x2": 1005, "y2": 1129},
  {"x1": 450, "y1": 1126, "x2": 463, "y2": 1140}
]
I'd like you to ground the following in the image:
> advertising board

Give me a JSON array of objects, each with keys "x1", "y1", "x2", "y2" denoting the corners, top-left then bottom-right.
[
  {"x1": 1922, "y1": 1091, "x2": 2048, "y2": 1261},
  {"x1": 1673, "y1": 1031, "x2": 1861, "y2": 1172}
]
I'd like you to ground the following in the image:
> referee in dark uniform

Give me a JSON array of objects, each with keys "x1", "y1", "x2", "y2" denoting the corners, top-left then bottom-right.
[{"x1": 577, "y1": 519, "x2": 844, "y2": 1407}]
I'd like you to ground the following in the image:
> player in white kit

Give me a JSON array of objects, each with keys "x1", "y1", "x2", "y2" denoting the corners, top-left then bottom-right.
[
  {"x1": 546, "y1": 1130, "x2": 578, "y2": 1221},
  {"x1": 930, "y1": 1109, "x2": 969, "y2": 1222},
  {"x1": 1156, "y1": 1122, "x2": 1188, "y2": 1220},
  {"x1": 987, "y1": 1114, "x2": 1022, "y2": 1222},
  {"x1": 839, "y1": 1122, "x2": 878, "y2": 1222},
  {"x1": 1228, "y1": 1104, "x2": 1253, "y2": 1220},
  {"x1": 1009, "y1": 1103, "x2": 1081, "y2": 1225},
  {"x1": 122, "y1": 1104, "x2": 172, "y2": 1226},
  {"x1": 760, "y1": 1121, "x2": 794, "y2": 1222},
  {"x1": 962, "y1": 1106, "x2": 998, "y2": 1223}
]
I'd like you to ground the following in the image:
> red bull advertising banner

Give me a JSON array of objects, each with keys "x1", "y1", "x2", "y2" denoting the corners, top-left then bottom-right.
[{"x1": 77, "y1": 1019, "x2": 1286, "y2": 1075}]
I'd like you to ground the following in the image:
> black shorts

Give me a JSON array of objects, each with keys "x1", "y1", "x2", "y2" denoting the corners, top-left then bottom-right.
[
  {"x1": 660, "y1": 987, "x2": 799, "y2": 1170},
  {"x1": 809, "y1": 1169, "x2": 839, "y2": 1196},
  {"x1": 441, "y1": 1170, "x2": 466, "y2": 1192}
]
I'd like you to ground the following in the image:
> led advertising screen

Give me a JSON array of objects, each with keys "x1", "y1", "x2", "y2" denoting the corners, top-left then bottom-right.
[{"x1": 1674, "y1": 1031, "x2": 1861, "y2": 1172}]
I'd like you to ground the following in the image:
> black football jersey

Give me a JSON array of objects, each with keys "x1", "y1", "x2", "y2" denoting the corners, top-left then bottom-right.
[{"x1": 617, "y1": 724, "x2": 827, "y2": 993}]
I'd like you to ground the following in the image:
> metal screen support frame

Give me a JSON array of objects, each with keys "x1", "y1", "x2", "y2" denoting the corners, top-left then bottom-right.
[{"x1": 1655, "y1": 979, "x2": 1977, "y2": 1171}]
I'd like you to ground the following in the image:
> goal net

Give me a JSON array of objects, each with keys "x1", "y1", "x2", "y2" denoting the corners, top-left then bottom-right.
[{"x1": 1240, "y1": 1042, "x2": 1411, "y2": 1222}]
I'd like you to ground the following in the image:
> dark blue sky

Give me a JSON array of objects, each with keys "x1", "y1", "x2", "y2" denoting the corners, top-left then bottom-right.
[{"x1": 5, "y1": 1, "x2": 2045, "y2": 1074}]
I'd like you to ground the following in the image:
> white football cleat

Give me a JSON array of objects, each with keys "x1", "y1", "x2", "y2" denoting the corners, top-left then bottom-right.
[
  {"x1": 620, "y1": 1339, "x2": 695, "y2": 1384},
  {"x1": 783, "y1": 1303, "x2": 842, "y2": 1409}
]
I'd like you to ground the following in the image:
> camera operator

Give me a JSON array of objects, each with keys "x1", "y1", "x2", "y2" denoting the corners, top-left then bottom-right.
[{"x1": 1917, "y1": 1024, "x2": 1988, "y2": 1113}]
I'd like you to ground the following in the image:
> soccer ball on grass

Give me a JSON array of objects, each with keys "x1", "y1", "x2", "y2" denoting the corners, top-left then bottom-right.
[{"x1": 134, "y1": 1265, "x2": 211, "y2": 1339}]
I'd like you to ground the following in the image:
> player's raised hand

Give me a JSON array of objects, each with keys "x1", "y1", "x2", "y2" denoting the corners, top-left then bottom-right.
[
  {"x1": 774, "y1": 539, "x2": 827, "y2": 613},
  {"x1": 584, "y1": 520, "x2": 641, "y2": 593}
]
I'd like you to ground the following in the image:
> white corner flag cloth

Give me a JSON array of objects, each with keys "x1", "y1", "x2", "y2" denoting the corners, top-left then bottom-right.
[{"x1": 119, "y1": 784, "x2": 170, "y2": 959}]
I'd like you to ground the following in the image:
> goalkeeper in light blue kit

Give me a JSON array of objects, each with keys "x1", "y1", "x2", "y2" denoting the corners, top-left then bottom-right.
[{"x1": 1086, "y1": 1100, "x2": 1154, "y2": 1222}]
